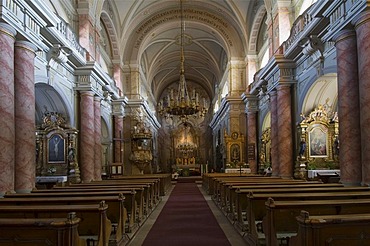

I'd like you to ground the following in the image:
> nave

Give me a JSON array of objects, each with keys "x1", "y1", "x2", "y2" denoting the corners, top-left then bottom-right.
[{"x1": 128, "y1": 177, "x2": 246, "y2": 246}]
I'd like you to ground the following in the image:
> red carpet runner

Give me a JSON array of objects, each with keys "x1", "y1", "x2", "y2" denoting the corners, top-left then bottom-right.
[{"x1": 142, "y1": 180, "x2": 231, "y2": 246}]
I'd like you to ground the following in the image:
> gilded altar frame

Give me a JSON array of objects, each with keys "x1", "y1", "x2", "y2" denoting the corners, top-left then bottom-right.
[
  {"x1": 259, "y1": 127, "x2": 271, "y2": 172},
  {"x1": 36, "y1": 111, "x2": 80, "y2": 183},
  {"x1": 224, "y1": 131, "x2": 245, "y2": 166},
  {"x1": 297, "y1": 105, "x2": 339, "y2": 169}
]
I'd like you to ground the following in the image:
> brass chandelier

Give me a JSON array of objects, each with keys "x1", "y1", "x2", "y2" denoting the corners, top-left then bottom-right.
[{"x1": 157, "y1": 0, "x2": 208, "y2": 119}]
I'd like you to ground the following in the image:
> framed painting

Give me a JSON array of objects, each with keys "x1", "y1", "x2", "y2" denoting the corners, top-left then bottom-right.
[
  {"x1": 308, "y1": 125, "x2": 328, "y2": 158},
  {"x1": 48, "y1": 134, "x2": 65, "y2": 163}
]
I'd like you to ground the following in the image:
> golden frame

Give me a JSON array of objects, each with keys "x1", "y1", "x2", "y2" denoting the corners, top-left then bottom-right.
[
  {"x1": 224, "y1": 131, "x2": 245, "y2": 165},
  {"x1": 297, "y1": 104, "x2": 339, "y2": 169},
  {"x1": 308, "y1": 124, "x2": 329, "y2": 158}
]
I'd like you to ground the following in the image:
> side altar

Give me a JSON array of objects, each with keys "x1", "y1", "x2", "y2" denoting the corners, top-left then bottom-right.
[{"x1": 35, "y1": 111, "x2": 80, "y2": 184}]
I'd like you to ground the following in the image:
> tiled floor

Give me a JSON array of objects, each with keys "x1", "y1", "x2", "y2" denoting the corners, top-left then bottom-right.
[{"x1": 127, "y1": 182, "x2": 247, "y2": 246}]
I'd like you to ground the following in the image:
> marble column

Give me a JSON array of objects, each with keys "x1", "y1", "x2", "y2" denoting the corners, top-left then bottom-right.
[
  {"x1": 269, "y1": 90, "x2": 279, "y2": 176},
  {"x1": 247, "y1": 111, "x2": 258, "y2": 174},
  {"x1": 80, "y1": 91, "x2": 95, "y2": 182},
  {"x1": 113, "y1": 64, "x2": 123, "y2": 95},
  {"x1": 78, "y1": 14, "x2": 96, "y2": 61},
  {"x1": 114, "y1": 115, "x2": 124, "y2": 163},
  {"x1": 277, "y1": 4, "x2": 291, "y2": 47},
  {"x1": 0, "y1": 23, "x2": 16, "y2": 196},
  {"x1": 333, "y1": 29, "x2": 362, "y2": 186},
  {"x1": 14, "y1": 41, "x2": 37, "y2": 193},
  {"x1": 94, "y1": 97, "x2": 102, "y2": 181},
  {"x1": 277, "y1": 84, "x2": 293, "y2": 178},
  {"x1": 354, "y1": 11, "x2": 370, "y2": 186}
]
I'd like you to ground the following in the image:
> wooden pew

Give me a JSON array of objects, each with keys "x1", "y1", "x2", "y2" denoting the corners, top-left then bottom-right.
[
  {"x1": 202, "y1": 173, "x2": 263, "y2": 195},
  {"x1": 211, "y1": 176, "x2": 287, "y2": 199},
  {"x1": 262, "y1": 197, "x2": 370, "y2": 246},
  {"x1": 0, "y1": 202, "x2": 112, "y2": 246},
  {"x1": 0, "y1": 212, "x2": 85, "y2": 246},
  {"x1": 219, "y1": 181, "x2": 331, "y2": 213},
  {"x1": 290, "y1": 210, "x2": 370, "y2": 246},
  {"x1": 242, "y1": 190, "x2": 370, "y2": 245},
  {"x1": 33, "y1": 186, "x2": 148, "y2": 223},
  {"x1": 66, "y1": 179, "x2": 160, "y2": 208},
  {"x1": 215, "y1": 180, "x2": 330, "y2": 217},
  {"x1": 202, "y1": 173, "x2": 263, "y2": 186},
  {"x1": 233, "y1": 185, "x2": 369, "y2": 224},
  {"x1": 0, "y1": 194, "x2": 134, "y2": 237},
  {"x1": 69, "y1": 180, "x2": 160, "y2": 209},
  {"x1": 212, "y1": 177, "x2": 319, "y2": 202},
  {"x1": 107, "y1": 174, "x2": 172, "y2": 196}
]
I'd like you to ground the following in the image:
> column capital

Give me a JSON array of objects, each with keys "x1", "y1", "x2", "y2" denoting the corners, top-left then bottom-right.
[
  {"x1": 80, "y1": 90, "x2": 95, "y2": 97},
  {"x1": 268, "y1": 89, "x2": 277, "y2": 97},
  {"x1": 245, "y1": 95, "x2": 259, "y2": 114},
  {"x1": 332, "y1": 29, "x2": 356, "y2": 43},
  {"x1": 15, "y1": 40, "x2": 37, "y2": 53},
  {"x1": 353, "y1": 10, "x2": 370, "y2": 30},
  {"x1": 94, "y1": 96, "x2": 102, "y2": 102},
  {"x1": 112, "y1": 100, "x2": 126, "y2": 116},
  {"x1": 0, "y1": 22, "x2": 16, "y2": 38}
]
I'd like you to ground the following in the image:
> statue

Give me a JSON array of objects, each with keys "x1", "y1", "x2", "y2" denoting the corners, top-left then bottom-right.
[{"x1": 298, "y1": 139, "x2": 306, "y2": 159}]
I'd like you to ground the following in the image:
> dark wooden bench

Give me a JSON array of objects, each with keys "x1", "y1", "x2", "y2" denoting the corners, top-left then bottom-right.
[
  {"x1": 32, "y1": 186, "x2": 148, "y2": 223},
  {"x1": 233, "y1": 185, "x2": 369, "y2": 224},
  {"x1": 289, "y1": 210, "x2": 370, "y2": 246},
  {"x1": 220, "y1": 181, "x2": 333, "y2": 214},
  {"x1": 0, "y1": 194, "x2": 134, "y2": 237},
  {"x1": 215, "y1": 181, "x2": 333, "y2": 219},
  {"x1": 211, "y1": 176, "x2": 292, "y2": 199},
  {"x1": 203, "y1": 174, "x2": 267, "y2": 195},
  {"x1": 241, "y1": 190, "x2": 370, "y2": 245},
  {"x1": 262, "y1": 198, "x2": 370, "y2": 246},
  {"x1": 0, "y1": 202, "x2": 112, "y2": 245},
  {"x1": 0, "y1": 212, "x2": 85, "y2": 246},
  {"x1": 316, "y1": 172, "x2": 340, "y2": 183},
  {"x1": 67, "y1": 180, "x2": 160, "y2": 207},
  {"x1": 105, "y1": 174, "x2": 172, "y2": 196}
]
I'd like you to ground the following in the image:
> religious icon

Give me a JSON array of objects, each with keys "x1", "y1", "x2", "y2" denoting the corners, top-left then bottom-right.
[
  {"x1": 48, "y1": 134, "x2": 65, "y2": 163},
  {"x1": 309, "y1": 126, "x2": 327, "y2": 157}
]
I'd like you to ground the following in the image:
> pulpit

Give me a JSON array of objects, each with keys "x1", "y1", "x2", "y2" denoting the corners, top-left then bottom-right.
[{"x1": 129, "y1": 119, "x2": 153, "y2": 174}]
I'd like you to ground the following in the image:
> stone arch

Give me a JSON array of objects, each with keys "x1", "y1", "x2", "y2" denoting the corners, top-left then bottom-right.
[
  {"x1": 100, "y1": 11, "x2": 120, "y2": 61},
  {"x1": 35, "y1": 83, "x2": 73, "y2": 127},
  {"x1": 248, "y1": 5, "x2": 267, "y2": 53},
  {"x1": 100, "y1": 115, "x2": 112, "y2": 175},
  {"x1": 299, "y1": 73, "x2": 338, "y2": 118}
]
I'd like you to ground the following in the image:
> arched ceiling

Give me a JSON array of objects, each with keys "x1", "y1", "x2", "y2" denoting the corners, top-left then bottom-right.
[{"x1": 109, "y1": 0, "x2": 259, "y2": 103}]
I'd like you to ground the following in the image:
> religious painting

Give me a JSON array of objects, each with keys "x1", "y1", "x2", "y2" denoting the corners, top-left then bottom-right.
[
  {"x1": 48, "y1": 134, "x2": 65, "y2": 163},
  {"x1": 309, "y1": 125, "x2": 328, "y2": 157},
  {"x1": 231, "y1": 144, "x2": 241, "y2": 163}
]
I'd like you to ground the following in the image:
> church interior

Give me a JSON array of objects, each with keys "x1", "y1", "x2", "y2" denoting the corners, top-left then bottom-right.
[{"x1": 1, "y1": 0, "x2": 370, "y2": 245}]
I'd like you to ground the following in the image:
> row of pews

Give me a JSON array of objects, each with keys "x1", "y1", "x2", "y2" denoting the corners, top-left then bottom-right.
[
  {"x1": 0, "y1": 173, "x2": 172, "y2": 246},
  {"x1": 202, "y1": 173, "x2": 370, "y2": 246}
]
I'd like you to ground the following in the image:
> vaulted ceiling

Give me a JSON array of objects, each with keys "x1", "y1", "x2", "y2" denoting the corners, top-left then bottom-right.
[{"x1": 110, "y1": 0, "x2": 260, "y2": 103}]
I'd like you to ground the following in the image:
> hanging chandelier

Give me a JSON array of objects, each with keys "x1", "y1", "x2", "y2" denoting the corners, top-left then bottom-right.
[
  {"x1": 157, "y1": 0, "x2": 208, "y2": 119},
  {"x1": 177, "y1": 142, "x2": 197, "y2": 154}
]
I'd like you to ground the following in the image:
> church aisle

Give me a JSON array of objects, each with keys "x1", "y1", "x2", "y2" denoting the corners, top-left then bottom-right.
[{"x1": 128, "y1": 178, "x2": 246, "y2": 246}]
